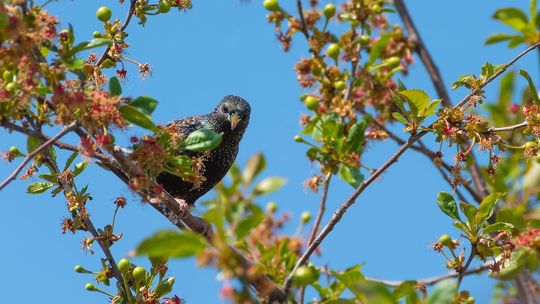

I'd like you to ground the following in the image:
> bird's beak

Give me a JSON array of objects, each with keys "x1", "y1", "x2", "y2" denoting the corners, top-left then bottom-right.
[{"x1": 229, "y1": 113, "x2": 240, "y2": 130}]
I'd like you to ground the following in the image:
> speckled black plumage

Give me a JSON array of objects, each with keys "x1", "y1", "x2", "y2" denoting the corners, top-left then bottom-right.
[{"x1": 156, "y1": 95, "x2": 251, "y2": 206}]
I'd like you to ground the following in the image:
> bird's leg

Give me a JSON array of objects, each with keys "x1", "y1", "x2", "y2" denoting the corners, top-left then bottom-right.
[{"x1": 148, "y1": 197, "x2": 191, "y2": 219}]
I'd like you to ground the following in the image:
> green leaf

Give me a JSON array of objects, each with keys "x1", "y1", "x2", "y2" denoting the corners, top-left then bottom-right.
[
  {"x1": 367, "y1": 33, "x2": 391, "y2": 66},
  {"x1": 392, "y1": 112, "x2": 408, "y2": 125},
  {"x1": 476, "y1": 192, "x2": 504, "y2": 225},
  {"x1": 344, "y1": 120, "x2": 366, "y2": 152},
  {"x1": 459, "y1": 201, "x2": 477, "y2": 225},
  {"x1": 519, "y1": 70, "x2": 540, "y2": 104},
  {"x1": 39, "y1": 174, "x2": 57, "y2": 183},
  {"x1": 436, "y1": 192, "x2": 461, "y2": 221},
  {"x1": 492, "y1": 7, "x2": 530, "y2": 32},
  {"x1": 400, "y1": 89, "x2": 430, "y2": 116},
  {"x1": 84, "y1": 38, "x2": 112, "y2": 50},
  {"x1": 485, "y1": 33, "x2": 515, "y2": 45},
  {"x1": 64, "y1": 151, "x2": 78, "y2": 171},
  {"x1": 181, "y1": 129, "x2": 223, "y2": 152},
  {"x1": 136, "y1": 230, "x2": 206, "y2": 258},
  {"x1": 339, "y1": 165, "x2": 364, "y2": 188},
  {"x1": 236, "y1": 212, "x2": 265, "y2": 239},
  {"x1": 397, "y1": 79, "x2": 407, "y2": 91},
  {"x1": 393, "y1": 281, "x2": 420, "y2": 303},
  {"x1": 27, "y1": 182, "x2": 54, "y2": 194},
  {"x1": 130, "y1": 96, "x2": 159, "y2": 115},
  {"x1": 253, "y1": 176, "x2": 287, "y2": 195},
  {"x1": 453, "y1": 221, "x2": 471, "y2": 235},
  {"x1": 27, "y1": 135, "x2": 40, "y2": 153},
  {"x1": 119, "y1": 104, "x2": 158, "y2": 131},
  {"x1": 419, "y1": 99, "x2": 441, "y2": 117},
  {"x1": 108, "y1": 76, "x2": 121, "y2": 96},
  {"x1": 242, "y1": 153, "x2": 266, "y2": 186},
  {"x1": 73, "y1": 162, "x2": 88, "y2": 177},
  {"x1": 425, "y1": 280, "x2": 457, "y2": 304},
  {"x1": 482, "y1": 222, "x2": 514, "y2": 234}
]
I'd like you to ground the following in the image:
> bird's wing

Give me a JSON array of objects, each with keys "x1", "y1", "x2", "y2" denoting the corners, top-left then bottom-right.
[{"x1": 166, "y1": 114, "x2": 206, "y2": 137}]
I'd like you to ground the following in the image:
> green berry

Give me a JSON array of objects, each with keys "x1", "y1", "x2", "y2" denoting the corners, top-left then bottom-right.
[
  {"x1": 159, "y1": 1, "x2": 171, "y2": 13},
  {"x1": 301, "y1": 211, "x2": 312, "y2": 224},
  {"x1": 5, "y1": 82, "x2": 18, "y2": 92},
  {"x1": 85, "y1": 283, "x2": 96, "y2": 291},
  {"x1": 323, "y1": 4, "x2": 336, "y2": 19},
  {"x1": 325, "y1": 43, "x2": 340, "y2": 60},
  {"x1": 117, "y1": 258, "x2": 130, "y2": 273},
  {"x1": 266, "y1": 202, "x2": 278, "y2": 213},
  {"x1": 293, "y1": 266, "x2": 318, "y2": 286},
  {"x1": 304, "y1": 96, "x2": 319, "y2": 111},
  {"x1": 371, "y1": 4, "x2": 382, "y2": 14},
  {"x1": 74, "y1": 265, "x2": 85, "y2": 273},
  {"x1": 359, "y1": 35, "x2": 370, "y2": 47},
  {"x1": 92, "y1": 31, "x2": 102, "y2": 38},
  {"x1": 132, "y1": 266, "x2": 146, "y2": 282},
  {"x1": 96, "y1": 6, "x2": 112, "y2": 22},
  {"x1": 466, "y1": 296, "x2": 476, "y2": 304},
  {"x1": 334, "y1": 81, "x2": 346, "y2": 90},
  {"x1": 439, "y1": 234, "x2": 452, "y2": 247},
  {"x1": 263, "y1": 0, "x2": 279, "y2": 11}
]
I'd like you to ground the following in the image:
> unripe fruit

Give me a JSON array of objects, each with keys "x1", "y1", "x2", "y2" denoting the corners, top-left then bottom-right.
[
  {"x1": 371, "y1": 4, "x2": 382, "y2": 14},
  {"x1": 132, "y1": 266, "x2": 146, "y2": 282},
  {"x1": 323, "y1": 4, "x2": 336, "y2": 19},
  {"x1": 301, "y1": 211, "x2": 312, "y2": 224},
  {"x1": 293, "y1": 266, "x2": 318, "y2": 286},
  {"x1": 385, "y1": 56, "x2": 401, "y2": 68},
  {"x1": 85, "y1": 283, "x2": 96, "y2": 291},
  {"x1": 334, "y1": 81, "x2": 346, "y2": 90},
  {"x1": 118, "y1": 258, "x2": 130, "y2": 273},
  {"x1": 359, "y1": 35, "x2": 370, "y2": 47},
  {"x1": 8, "y1": 146, "x2": 24, "y2": 157},
  {"x1": 96, "y1": 6, "x2": 112, "y2": 22},
  {"x1": 439, "y1": 234, "x2": 452, "y2": 247},
  {"x1": 304, "y1": 96, "x2": 319, "y2": 111},
  {"x1": 5, "y1": 82, "x2": 18, "y2": 92},
  {"x1": 159, "y1": 1, "x2": 171, "y2": 13},
  {"x1": 263, "y1": 0, "x2": 279, "y2": 11},
  {"x1": 74, "y1": 265, "x2": 85, "y2": 273},
  {"x1": 326, "y1": 43, "x2": 340, "y2": 60},
  {"x1": 294, "y1": 135, "x2": 303, "y2": 143},
  {"x1": 92, "y1": 31, "x2": 102, "y2": 38},
  {"x1": 266, "y1": 202, "x2": 278, "y2": 213}
]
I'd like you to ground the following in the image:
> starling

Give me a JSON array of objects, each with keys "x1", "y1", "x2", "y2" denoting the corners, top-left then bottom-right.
[{"x1": 156, "y1": 95, "x2": 251, "y2": 207}]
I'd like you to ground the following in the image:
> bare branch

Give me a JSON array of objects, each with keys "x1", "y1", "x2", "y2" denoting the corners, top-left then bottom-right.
[
  {"x1": 296, "y1": 0, "x2": 310, "y2": 40},
  {"x1": 0, "y1": 121, "x2": 77, "y2": 191},
  {"x1": 364, "y1": 264, "x2": 490, "y2": 287},
  {"x1": 457, "y1": 245, "x2": 476, "y2": 289},
  {"x1": 487, "y1": 121, "x2": 529, "y2": 133}
]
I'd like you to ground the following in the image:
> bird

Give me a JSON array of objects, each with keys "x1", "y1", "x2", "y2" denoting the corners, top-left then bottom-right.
[{"x1": 156, "y1": 95, "x2": 251, "y2": 208}]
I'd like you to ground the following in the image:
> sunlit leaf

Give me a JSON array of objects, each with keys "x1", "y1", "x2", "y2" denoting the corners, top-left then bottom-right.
[
  {"x1": 109, "y1": 76, "x2": 121, "y2": 96},
  {"x1": 253, "y1": 176, "x2": 287, "y2": 195},
  {"x1": 136, "y1": 230, "x2": 206, "y2": 258},
  {"x1": 242, "y1": 153, "x2": 266, "y2": 186},
  {"x1": 476, "y1": 192, "x2": 504, "y2": 225},
  {"x1": 483, "y1": 222, "x2": 514, "y2": 234},
  {"x1": 339, "y1": 165, "x2": 364, "y2": 188},
  {"x1": 130, "y1": 96, "x2": 159, "y2": 115},
  {"x1": 119, "y1": 104, "x2": 159, "y2": 131},
  {"x1": 436, "y1": 192, "x2": 461, "y2": 221},
  {"x1": 27, "y1": 182, "x2": 54, "y2": 194}
]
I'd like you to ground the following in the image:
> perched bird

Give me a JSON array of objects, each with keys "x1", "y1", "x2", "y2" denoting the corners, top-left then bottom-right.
[{"x1": 156, "y1": 95, "x2": 251, "y2": 207}]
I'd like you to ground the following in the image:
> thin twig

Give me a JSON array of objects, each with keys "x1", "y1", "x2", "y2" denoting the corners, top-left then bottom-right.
[
  {"x1": 394, "y1": 0, "x2": 451, "y2": 107},
  {"x1": 364, "y1": 264, "x2": 489, "y2": 288},
  {"x1": 296, "y1": 0, "x2": 310, "y2": 40},
  {"x1": 0, "y1": 121, "x2": 76, "y2": 191},
  {"x1": 457, "y1": 245, "x2": 476, "y2": 289},
  {"x1": 487, "y1": 121, "x2": 529, "y2": 132},
  {"x1": 282, "y1": 42, "x2": 540, "y2": 294},
  {"x1": 299, "y1": 173, "x2": 331, "y2": 303}
]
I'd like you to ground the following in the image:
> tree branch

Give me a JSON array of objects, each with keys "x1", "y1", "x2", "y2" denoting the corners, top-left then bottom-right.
[
  {"x1": 282, "y1": 42, "x2": 540, "y2": 294},
  {"x1": 486, "y1": 121, "x2": 529, "y2": 132},
  {"x1": 0, "y1": 121, "x2": 77, "y2": 191},
  {"x1": 296, "y1": 0, "x2": 310, "y2": 40},
  {"x1": 394, "y1": 0, "x2": 451, "y2": 107}
]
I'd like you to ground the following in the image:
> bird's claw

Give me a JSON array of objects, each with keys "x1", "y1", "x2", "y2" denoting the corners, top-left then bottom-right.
[{"x1": 175, "y1": 198, "x2": 190, "y2": 219}]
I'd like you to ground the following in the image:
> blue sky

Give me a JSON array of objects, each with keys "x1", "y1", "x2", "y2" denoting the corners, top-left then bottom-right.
[{"x1": 0, "y1": 0, "x2": 534, "y2": 303}]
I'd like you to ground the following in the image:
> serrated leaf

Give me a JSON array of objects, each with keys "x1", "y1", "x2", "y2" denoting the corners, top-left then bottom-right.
[
  {"x1": 483, "y1": 222, "x2": 514, "y2": 234},
  {"x1": 181, "y1": 129, "x2": 223, "y2": 152},
  {"x1": 119, "y1": 104, "x2": 158, "y2": 131},
  {"x1": 136, "y1": 230, "x2": 206, "y2": 258},
  {"x1": 130, "y1": 96, "x2": 159, "y2": 115},
  {"x1": 27, "y1": 182, "x2": 54, "y2": 194},
  {"x1": 242, "y1": 153, "x2": 266, "y2": 186},
  {"x1": 476, "y1": 192, "x2": 504, "y2": 225},
  {"x1": 519, "y1": 70, "x2": 540, "y2": 104},
  {"x1": 253, "y1": 176, "x2": 287, "y2": 195},
  {"x1": 400, "y1": 89, "x2": 430, "y2": 116},
  {"x1": 339, "y1": 165, "x2": 364, "y2": 188},
  {"x1": 436, "y1": 192, "x2": 461, "y2": 221},
  {"x1": 109, "y1": 76, "x2": 121, "y2": 96}
]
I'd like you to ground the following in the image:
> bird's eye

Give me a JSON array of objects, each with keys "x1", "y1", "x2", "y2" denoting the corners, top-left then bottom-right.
[{"x1": 222, "y1": 106, "x2": 229, "y2": 113}]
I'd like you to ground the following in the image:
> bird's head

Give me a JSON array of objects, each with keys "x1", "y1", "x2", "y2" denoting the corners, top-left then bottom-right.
[{"x1": 215, "y1": 95, "x2": 251, "y2": 132}]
